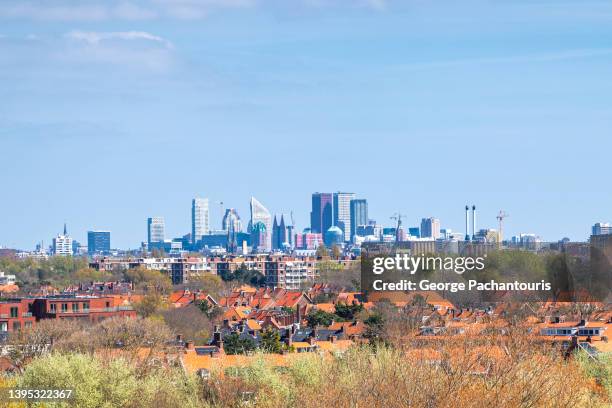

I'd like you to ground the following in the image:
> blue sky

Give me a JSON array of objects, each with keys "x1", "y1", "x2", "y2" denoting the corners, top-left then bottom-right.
[{"x1": 1, "y1": 0, "x2": 611, "y2": 249}]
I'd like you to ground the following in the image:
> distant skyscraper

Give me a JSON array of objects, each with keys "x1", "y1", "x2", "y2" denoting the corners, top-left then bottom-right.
[
  {"x1": 592, "y1": 222, "x2": 612, "y2": 236},
  {"x1": 272, "y1": 214, "x2": 291, "y2": 250},
  {"x1": 250, "y1": 221, "x2": 268, "y2": 253},
  {"x1": 52, "y1": 223, "x2": 72, "y2": 256},
  {"x1": 333, "y1": 192, "x2": 355, "y2": 242},
  {"x1": 147, "y1": 217, "x2": 165, "y2": 246},
  {"x1": 350, "y1": 199, "x2": 368, "y2": 242},
  {"x1": 222, "y1": 209, "x2": 241, "y2": 254},
  {"x1": 250, "y1": 197, "x2": 272, "y2": 251},
  {"x1": 192, "y1": 198, "x2": 210, "y2": 244},
  {"x1": 310, "y1": 193, "x2": 333, "y2": 234},
  {"x1": 222, "y1": 208, "x2": 242, "y2": 233},
  {"x1": 420, "y1": 217, "x2": 441, "y2": 239},
  {"x1": 87, "y1": 230, "x2": 111, "y2": 254}
]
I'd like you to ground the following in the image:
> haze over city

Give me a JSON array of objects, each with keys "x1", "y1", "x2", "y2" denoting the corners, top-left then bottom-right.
[{"x1": 2, "y1": 0, "x2": 612, "y2": 248}]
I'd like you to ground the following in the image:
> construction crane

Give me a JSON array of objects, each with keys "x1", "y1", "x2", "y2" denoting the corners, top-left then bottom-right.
[
  {"x1": 496, "y1": 210, "x2": 509, "y2": 248},
  {"x1": 390, "y1": 213, "x2": 403, "y2": 242}
]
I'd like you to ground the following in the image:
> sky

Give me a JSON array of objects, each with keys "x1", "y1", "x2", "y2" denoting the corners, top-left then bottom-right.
[{"x1": 1, "y1": 0, "x2": 612, "y2": 249}]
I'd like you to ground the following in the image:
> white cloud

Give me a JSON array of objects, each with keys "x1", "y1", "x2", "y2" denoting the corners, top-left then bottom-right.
[
  {"x1": 65, "y1": 30, "x2": 173, "y2": 48},
  {"x1": 59, "y1": 31, "x2": 176, "y2": 72}
]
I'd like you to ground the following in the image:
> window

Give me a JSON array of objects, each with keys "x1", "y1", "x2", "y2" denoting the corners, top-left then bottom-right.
[
  {"x1": 61, "y1": 303, "x2": 68, "y2": 313},
  {"x1": 105, "y1": 302, "x2": 110, "y2": 309},
  {"x1": 25, "y1": 322, "x2": 32, "y2": 328},
  {"x1": 10, "y1": 307, "x2": 18, "y2": 318},
  {"x1": 83, "y1": 303, "x2": 89, "y2": 311},
  {"x1": 72, "y1": 303, "x2": 78, "y2": 312},
  {"x1": 12, "y1": 321, "x2": 21, "y2": 331},
  {"x1": 50, "y1": 303, "x2": 56, "y2": 312}
]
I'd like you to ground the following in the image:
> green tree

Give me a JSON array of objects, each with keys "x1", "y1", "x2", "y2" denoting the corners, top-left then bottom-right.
[
  {"x1": 223, "y1": 333, "x2": 257, "y2": 355},
  {"x1": 196, "y1": 299, "x2": 222, "y2": 319},
  {"x1": 260, "y1": 328, "x2": 283, "y2": 353},
  {"x1": 306, "y1": 310, "x2": 340, "y2": 328},
  {"x1": 334, "y1": 303, "x2": 363, "y2": 320},
  {"x1": 363, "y1": 313, "x2": 385, "y2": 342}
]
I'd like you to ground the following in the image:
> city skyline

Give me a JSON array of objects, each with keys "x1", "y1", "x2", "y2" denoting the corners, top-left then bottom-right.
[
  {"x1": 2, "y1": 1, "x2": 612, "y2": 248},
  {"x1": 6, "y1": 193, "x2": 611, "y2": 250}
]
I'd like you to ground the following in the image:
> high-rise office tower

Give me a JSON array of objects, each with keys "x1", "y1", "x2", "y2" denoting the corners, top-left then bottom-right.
[
  {"x1": 87, "y1": 230, "x2": 111, "y2": 254},
  {"x1": 310, "y1": 193, "x2": 333, "y2": 234},
  {"x1": 222, "y1": 208, "x2": 242, "y2": 233},
  {"x1": 350, "y1": 199, "x2": 368, "y2": 242},
  {"x1": 192, "y1": 198, "x2": 210, "y2": 244},
  {"x1": 147, "y1": 217, "x2": 165, "y2": 246},
  {"x1": 333, "y1": 192, "x2": 355, "y2": 242},
  {"x1": 250, "y1": 197, "x2": 272, "y2": 252},
  {"x1": 420, "y1": 217, "x2": 441, "y2": 239},
  {"x1": 52, "y1": 223, "x2": 73, "y2": 256}
]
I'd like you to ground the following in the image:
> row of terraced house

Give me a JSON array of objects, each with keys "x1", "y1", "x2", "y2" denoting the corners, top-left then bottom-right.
[{"x1": 0, "y1": 295, "x2": 136, "y2": 338}]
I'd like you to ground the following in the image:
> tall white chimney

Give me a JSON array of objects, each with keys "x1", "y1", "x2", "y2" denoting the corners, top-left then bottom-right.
[
  {"x1": 465, "y1": 205, "x2": 470, "y2": 240},
  {"x1": 472, "y1": 205, "x2": 477, "y2": 240}
]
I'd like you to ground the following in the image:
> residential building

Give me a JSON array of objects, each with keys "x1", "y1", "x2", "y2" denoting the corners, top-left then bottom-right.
[
  {"x1": 192, "y1": 198, "x2": 210, "y2": 244},
  {"x1": 333, "y1": 192, "x2": 355, "y2": 242},
  {"x1": 87, "y1": 230, "x2": 111, "y2": 254},
  {"x1": 30, "y1": 296, "x2": 136, "y2": 322},
  {"x1": 592, "y1": 222, "x2": 612, "y2": 236},
  {"x1": 0, "y1": 299, "x2": 36, "y2": 335},
  {"x1": 264, "y1": 256, "x2": 317, "y2": 289}
]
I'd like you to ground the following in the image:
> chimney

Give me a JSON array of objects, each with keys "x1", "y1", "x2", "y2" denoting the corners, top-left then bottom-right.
[
  {"x1": 329, "y1": 335, "x2": 337, "y2": 343},
  {"x1": 471, "y1": 205, "x2": 477, "y2": 240},
  {"x1": 465, "y1": 205, "x2": 470, "y2": 241},
  {"x1": 184, "y1": 341, "x2": 194, "y2": 351}
]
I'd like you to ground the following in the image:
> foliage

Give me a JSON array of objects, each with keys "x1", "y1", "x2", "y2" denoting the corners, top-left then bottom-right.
[
  {"x1": 219, "y1": 264, "x2": 265, "y2": 286},
  {"x1": 260, "y1": 328, "x2": 283, "y2": 354},
  {"x1": 576, "y1": 351, "x2": 612, "y2": 400},
  {"x1": 161, "y1": 305, "x2": 212, "y2": 344},
  {"x1": 196, "y1": 299, "x2": 223, "y2": 320},
  {"x1": 315, "y1": 245, "x2": 329, "y2": 258},
  {"x1": 223, "y1": 333, "x2": 257, "y2": 355},
  {"x1": 187, "y1": 274, "x2": 224, "y2": 299},
  {"x1": 306, "y1": 309, "x2": 341, "y2": 328},
  {"x1": 334, "y1": 303, "x2": 363, "y2": 320},
  {"x1": 18, "y1": 353, "x2": 199, "y2": 408},
  {"x1": 133, "y1": 292, "x2": 167, "y2": 317},
  {"x1": 124, "y1": 267, "x2": 172, "y2": 294}
]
